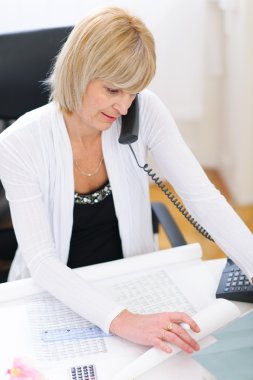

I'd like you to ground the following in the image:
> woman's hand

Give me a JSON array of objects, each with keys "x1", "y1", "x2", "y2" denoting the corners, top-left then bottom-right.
[{"x1": 109, "y1": 309, "x2": 200, "y2": 354}]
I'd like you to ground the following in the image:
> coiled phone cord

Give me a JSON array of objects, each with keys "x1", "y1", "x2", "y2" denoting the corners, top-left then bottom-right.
[{"x1": 128, "y1": 144, "x2": 214, "y2": 242}]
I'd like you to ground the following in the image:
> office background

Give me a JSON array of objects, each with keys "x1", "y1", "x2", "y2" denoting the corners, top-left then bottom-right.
[{"x1": 0, "y1": 3, "x2": 252, "y2": 378}]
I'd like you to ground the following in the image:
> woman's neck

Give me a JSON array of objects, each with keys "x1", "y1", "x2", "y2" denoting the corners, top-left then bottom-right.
[{"x1": 63, "y1": 110, "x2": 101, "y2": 143}]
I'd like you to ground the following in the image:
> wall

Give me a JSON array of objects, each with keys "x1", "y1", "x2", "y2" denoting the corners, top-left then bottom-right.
[
  {"x1": 176, "y1": 1, "x2": 224, "y2": 168},
  {"x1": 179, "y1": 0, "x2": 253, "y2": 204},
  {"x1": 219, "y1": 0, "x2": 253, "y2": 204}
]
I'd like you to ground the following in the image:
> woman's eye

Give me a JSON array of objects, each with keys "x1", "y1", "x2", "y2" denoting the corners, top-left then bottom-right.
[{"x1": 106, "y1": 87, "x2": 119, "y2": 94}]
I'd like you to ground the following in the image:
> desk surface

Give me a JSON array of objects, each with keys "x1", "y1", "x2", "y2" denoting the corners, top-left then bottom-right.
[{"x1": 0, "y1": 244, "x2": 252, "y2": 380}]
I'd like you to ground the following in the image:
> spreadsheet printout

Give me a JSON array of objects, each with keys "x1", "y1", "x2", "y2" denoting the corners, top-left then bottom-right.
[{"x1": 26, "y1": 269, "x2": 196, "y2": 361}]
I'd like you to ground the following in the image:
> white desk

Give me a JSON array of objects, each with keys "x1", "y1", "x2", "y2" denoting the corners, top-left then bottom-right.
[{"x1": 0, "y1": 244, "x2": 252, "y2": 380}]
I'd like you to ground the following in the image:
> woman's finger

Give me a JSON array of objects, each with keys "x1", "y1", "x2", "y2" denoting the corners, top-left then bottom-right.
[
  {"x1": 169, "y1": 312, "x2": 201, "y2": 333},
  {"x1": 167, "y1": 322, "x2": 200, "y2": 351},
  {"x1": 161, "y1": 329, "x2": 196, "y2": 353}
]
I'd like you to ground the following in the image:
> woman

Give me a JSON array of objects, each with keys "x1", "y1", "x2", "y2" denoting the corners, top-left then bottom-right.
[{"x1": 0, "y1": 6, "x2": 252, "y2": 355}]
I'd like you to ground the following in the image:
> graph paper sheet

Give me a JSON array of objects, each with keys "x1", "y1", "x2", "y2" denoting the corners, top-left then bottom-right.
[
  {"x1": 111, "y1": 270, "x2": 196, "y2": 315},
  {"x1": 26, "y1": 293, "x2": 108, "y2": 361},
  {"x1": 26, "y1": 269, "x2": 196, "y2": 361}
]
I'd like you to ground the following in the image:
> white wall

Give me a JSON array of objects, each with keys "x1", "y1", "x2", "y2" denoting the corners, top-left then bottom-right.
[
  {"x1": 177, "y1": 0, "x2": 253, "y2": 204},
  {"x1": 177, "y1": 1, "x2": 224, "y2": 168},
  {"x1": 219, "y1": 0, "x2": 253, "y2": 204},
  {"x1": 0, "y1": 0, "x2": 252, "y2": 204}
]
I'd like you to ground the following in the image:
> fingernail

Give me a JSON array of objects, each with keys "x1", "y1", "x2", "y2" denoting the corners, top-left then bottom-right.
[{"x1": 165, "y1": 346, "x2": 172, "y2": 354}]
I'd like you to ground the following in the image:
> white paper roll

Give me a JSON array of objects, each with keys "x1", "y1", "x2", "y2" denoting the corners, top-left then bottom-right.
[
  {"x1": 0, "y1": 243, "x2": 201, "y2": 303},
  {"x1": 112, "y1": 299, "x2": 241, "y2": 380}
]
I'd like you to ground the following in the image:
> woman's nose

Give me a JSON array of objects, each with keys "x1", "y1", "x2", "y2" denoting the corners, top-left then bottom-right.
[{"x1": 113, "y1": 94, "x2": 134, "y2": 115}]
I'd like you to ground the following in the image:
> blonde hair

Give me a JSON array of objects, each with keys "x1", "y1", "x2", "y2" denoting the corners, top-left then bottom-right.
[{"x1": 48, "y1": 6, "x2": 156, "y2": 112}]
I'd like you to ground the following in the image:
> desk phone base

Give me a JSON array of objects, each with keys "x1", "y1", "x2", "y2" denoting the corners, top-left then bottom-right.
[{"x1": 216, "y1": 259, "x2": 253, "y2": 303}]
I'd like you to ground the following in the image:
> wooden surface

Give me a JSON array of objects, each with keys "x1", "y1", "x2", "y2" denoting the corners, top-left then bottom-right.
[{"x1": 150, "y1": 169, "x2": 253, "y2": 261}]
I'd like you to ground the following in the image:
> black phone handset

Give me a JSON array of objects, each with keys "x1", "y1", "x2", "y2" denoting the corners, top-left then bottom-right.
[{"x1": 119, "y1": 96, "x2": 214, "y2": 242}]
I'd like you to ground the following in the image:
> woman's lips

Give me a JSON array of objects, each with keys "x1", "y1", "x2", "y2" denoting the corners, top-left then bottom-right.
[{"x1": 101, "y1": 112, "x2": 118, "y2": 122}]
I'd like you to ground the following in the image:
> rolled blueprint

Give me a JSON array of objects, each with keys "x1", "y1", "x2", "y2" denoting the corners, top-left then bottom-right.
[{"x1": 112, "y1": 298, "x2": 241, "y2": 380}]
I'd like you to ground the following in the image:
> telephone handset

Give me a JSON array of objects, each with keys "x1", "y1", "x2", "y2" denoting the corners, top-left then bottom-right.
[
  {"x1": 119, "y1": 96, "x2": 214, "y2": 242},
  {"x1": 118, "y1": 95, "x2": 139, "y2": 144}
]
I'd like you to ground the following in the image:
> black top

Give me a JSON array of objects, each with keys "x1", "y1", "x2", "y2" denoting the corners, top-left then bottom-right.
[{"x1": 67, "y1": 182, "x2": 123, "y2": 269}]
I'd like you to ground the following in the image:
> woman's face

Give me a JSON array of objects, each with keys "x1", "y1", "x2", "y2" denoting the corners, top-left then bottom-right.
[{"x1": 75, "y1": 79, "x2": 137, "y2": 133}]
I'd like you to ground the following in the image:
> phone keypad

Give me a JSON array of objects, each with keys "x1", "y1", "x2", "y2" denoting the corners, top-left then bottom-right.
[
  {"x1": 224, "y1": 269, "x2": 251, "y2": 293},
  {"x1": 70, "y1": 365, "x2": 97, "y2": 380},
  {"x1": 216, "y1": 259, "x2": 253, "y2": 303}
]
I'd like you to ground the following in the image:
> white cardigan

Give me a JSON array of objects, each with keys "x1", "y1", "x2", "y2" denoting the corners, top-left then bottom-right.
[{"x1": 0, "y1": 89, "x2": 253, "y2": 332}]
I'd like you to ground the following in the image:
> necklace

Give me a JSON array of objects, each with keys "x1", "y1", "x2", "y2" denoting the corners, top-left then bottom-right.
[{"x1": 74, "y1": 156, "x2": 104, "y2": 177}]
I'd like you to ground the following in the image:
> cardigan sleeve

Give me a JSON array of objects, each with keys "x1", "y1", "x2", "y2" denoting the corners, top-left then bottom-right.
[
  {"x1": 139, "y1": 90, "x2": 253, "y2": 280},
  {"x1": 0, "y1": 127, "x2": 125, "y2": 333}
]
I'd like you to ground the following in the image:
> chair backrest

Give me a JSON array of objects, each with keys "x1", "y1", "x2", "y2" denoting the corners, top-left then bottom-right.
[
  {"x1": 0, "y1": 26, "x2": 72, "y2": 120},
  {"x1": 0, "y1": 27, "x2": 73, "y2": 282}
]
